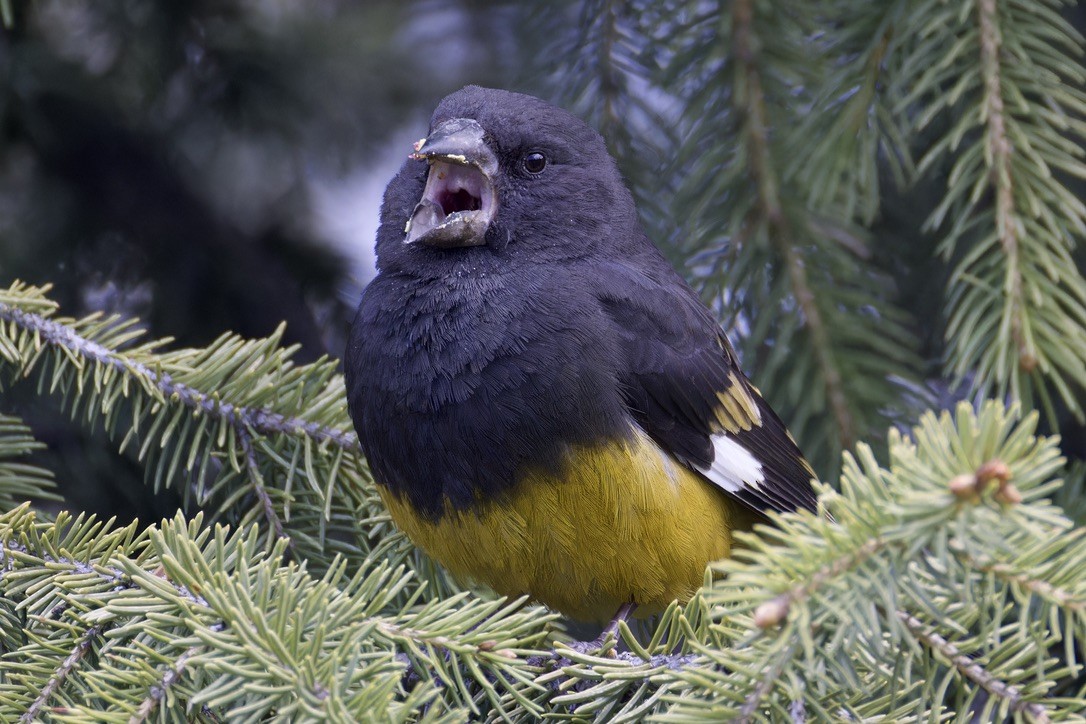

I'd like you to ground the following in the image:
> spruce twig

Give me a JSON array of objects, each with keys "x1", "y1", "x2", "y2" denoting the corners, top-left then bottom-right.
[
  {"x1": 753, "y1": 537, "x2": 886, "y2": 629},
  {"x1": 736, "y1": 639, "x2": 798, "y2": 723},
  {"x1": 129, "y1": 646, "x2": 201, "y2": 724},
  {"x1": 976, "y1": 0, "x2": 1032, "y2": 371},
  {"x1": 897, "y1": 611, "x2": 1050, "y2": 722},
  {"x1": 0, "y1": 302, "x2": 359, "y2": 452},
  {"x1": 237, "y1": 428, "x2": 292, "y2": 550},
  {"x1": 20, "y1": 624, "x2": 103, "y2": 723},
  {"x1": 950, "y1": 542, "x2": 1086, "y2": 612},
  {"x1": 731, "y1": 0, "x2": 855, "y2": 452}
]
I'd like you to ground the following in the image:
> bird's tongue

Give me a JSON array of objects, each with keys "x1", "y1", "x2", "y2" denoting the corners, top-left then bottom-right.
[{"x1": 409, "y1": 198, "x2": 445, "y2": 232}]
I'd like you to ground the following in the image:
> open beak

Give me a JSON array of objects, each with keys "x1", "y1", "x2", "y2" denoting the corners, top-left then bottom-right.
[{"x1": 404, "y1": 118, "x2": 498, "y2": 248}]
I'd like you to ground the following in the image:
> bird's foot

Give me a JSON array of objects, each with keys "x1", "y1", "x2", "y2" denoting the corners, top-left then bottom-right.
[{"x1": 559, "y1": 602, "x2": 637, "y2": 657}]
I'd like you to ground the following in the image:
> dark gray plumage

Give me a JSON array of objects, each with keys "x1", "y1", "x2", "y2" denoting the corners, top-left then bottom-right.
[{"x1": 345, "y1": 85, "x2": 816, "y2": 521}]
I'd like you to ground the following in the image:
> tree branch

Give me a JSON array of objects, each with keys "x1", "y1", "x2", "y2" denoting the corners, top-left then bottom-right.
[
  {"x1": 129, "y1": 646, "x2": 201, "y2": 724},
  {"x1": 598, "y1": 0, "x2": 622, "y2": 140},
  {"x1": 976, "y1": 0, "x2": 1034, "y2": 371},
  {"x1": 738, "y1": 639, "x2": 798, "y2": 723},
  {"x1": 238, "y1": 428, "x2": 295, "y2": 552},
  {"x1": 755, "y1": 537, "x2": 886, "y2": 628},
  {"x1": 20, "y1": 624, "x2": 103, "y2": 723},
  {"x1": 1, "y1": 539, "x2": 206, "y2": 608},
  {"x1": 898, "y1": 610, "x2": 1050, "y2": 722},
  {"x1": 0, "y1": 302, "x2": 360, "y2": 451},
  {"x1": 731, "y1": 0, "x2": 856, "y2": 451},
  {"x1": 950, "y1": 542, "x2": 1085, "y2": 612}
]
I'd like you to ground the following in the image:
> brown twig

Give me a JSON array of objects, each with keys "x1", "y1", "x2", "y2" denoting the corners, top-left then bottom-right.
[
  {"x1": 755, "y1": 537, "x2": 885, "y2": 628},
  {"x1": 20, "y1": 624, "x2": 103, "y2": 722},
  {"x1": 731, "y1": 0, "x2": 856, "y2": 451},
  {"x1": 737, "y1": 639, "x2": 798, "y2": 723},
  {"x1": 128, "y1": 646, "x2": 201, "y2": 724},
  {"x1": 0, "y1": 302, "x2": 360, "y2": 451},
  {"x1": 976, "y1": 0, "x2": 1034, "y2": 371},
  {"x1": 897, "y1": 610, "x2": 1049, "y2": 722},
  {"x1": 949, "y1": 541, "x2": 1085, "y2": 612},
  {"x1": 238, "y1": 428, "x2": 294, "y2": 552}
]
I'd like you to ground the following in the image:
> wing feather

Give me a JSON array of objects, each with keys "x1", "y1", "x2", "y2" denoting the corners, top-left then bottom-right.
[{"x1": 594, "y1": 259, "x2": 817, "y2": 515}]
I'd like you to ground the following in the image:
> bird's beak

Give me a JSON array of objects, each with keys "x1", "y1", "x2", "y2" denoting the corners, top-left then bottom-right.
[{"x1": 404, "y1": 118, "x2": 498, "y2": 248}]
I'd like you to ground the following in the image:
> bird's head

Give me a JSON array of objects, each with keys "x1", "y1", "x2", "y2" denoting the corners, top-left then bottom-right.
[{"x1": 376, "y1": 86, "x2": 640, "y2": 272}]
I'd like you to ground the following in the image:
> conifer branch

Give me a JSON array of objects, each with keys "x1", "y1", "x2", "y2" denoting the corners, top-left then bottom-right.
[
  {"x1": 0, "y1": 293, "x2": 379, "y2": 563},
  {"x1": 897, "y1": 611, "x2": 1050, "y2": 722},
  {"x1": 731, "y1": 0, "x2": 856, "y2": 452},
  {"x1": 129, "y1": 646, "x2": 201, "y2": 724},
  {"x1": 950, "y1": 542, "x2": 1086, "y2": 612},
  {"x1": 376, "y1": 619, "x2": 521, "y2": 661},
  {"x1": 541, "y1": 645, "x2": 698, "y2": 674},
  {"x1": 1, "y1": 402, "x2": 1084, "y2": 718},
  {"x1": 753, "y1": 537, "x2": 886, "y2": 628},
  {"x1": 0, "y1": 413, "x2": 58, "y2": 508},
  {"x1": 20, "y1": 624, "x2": 104, "y2": 723},
  {"x1": 597, "y1": 0, "x2": 621, "y2": 139},
  {"x1": 556, "y1": 0, "x2": 678, "y2": 243},
  {"x1": 238, "y1": 428, "x2": 291, "y2": 548},
  {"x1": 737, "y1": 639, "x2": 797, "y2": 723},
  {"x1": 0, "y1": 302, "x2": 359, "y2": 452},
  {"x1": 977, "y1": 0, "x2": 1033, "y2": 371},
  {"x1": 1, "y1": 539, "x2": 201, "y2": 609},
  {"x1": 904, "y1": 0, "x2": 1086, "y2": 414}
]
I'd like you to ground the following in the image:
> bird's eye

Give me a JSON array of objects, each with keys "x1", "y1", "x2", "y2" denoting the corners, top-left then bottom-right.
[{"x1": 523, "y1": 152, "x2": 546, "y2": 174}]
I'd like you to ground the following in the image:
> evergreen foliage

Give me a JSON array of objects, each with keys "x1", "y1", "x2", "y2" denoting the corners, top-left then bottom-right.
[
  {"x1": 0, "y1": 412, "x2": 57, "y2": 513},
  {"x1": 2, "y1": 285, "x2": 1085, "y2": 720},
  {"x1": 542, "y1": 0, "x2": 1086, "y2": 482},
  {"x1": 2, "y1": 0, "x2": 1086, "y2": 720}
]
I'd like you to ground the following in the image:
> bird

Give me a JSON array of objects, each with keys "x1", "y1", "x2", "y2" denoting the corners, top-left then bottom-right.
[{"x1": 345, "y1": 86, "x2": 817, "y2": 626}]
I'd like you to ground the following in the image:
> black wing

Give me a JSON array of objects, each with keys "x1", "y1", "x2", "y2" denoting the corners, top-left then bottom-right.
[{"x1": 593, "y1": 258, "x2": 818, "y2": 515}]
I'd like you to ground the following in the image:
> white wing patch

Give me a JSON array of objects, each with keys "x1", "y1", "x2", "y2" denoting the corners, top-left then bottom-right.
[{"x1": 696, "y1": 432, "x2": 765, "y2": 494}]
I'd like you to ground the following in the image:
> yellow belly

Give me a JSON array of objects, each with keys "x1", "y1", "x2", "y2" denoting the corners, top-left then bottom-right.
[{"x1": 379, "y1": 429, "x2": 754, "y2": 622}]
